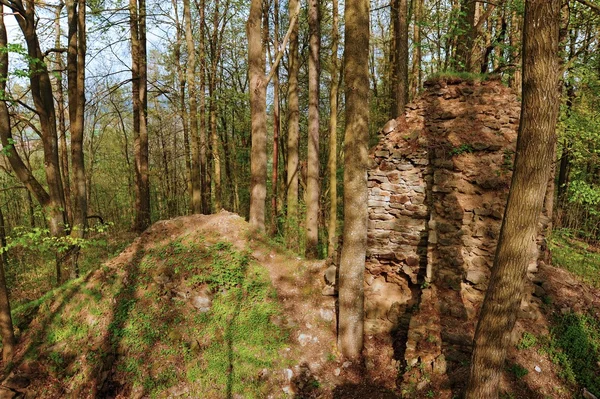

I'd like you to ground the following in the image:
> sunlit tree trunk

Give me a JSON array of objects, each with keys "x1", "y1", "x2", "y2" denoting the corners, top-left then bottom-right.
[
  {"x1": 66, "y1": 0, "x2": 88, "y2": 278},
  {"x1": 130, "y1": 0, "x2": 151, "y2": 231},
  {"x1": 0, "y1": 14, "x2": 16, "y2": 364},
  {"x1": 184, "y1": 0, "x2": 202, "y2": 214},
  {"x1": 286, "y1": 0, "x2": 300, "y2": 242},
  {"x1": 248, "y1": 0, "x2": 267, "y2": 232},
  {"x1": 198, "y1": 0, "x2": 210, "y2": 213},
  {"x1": 391, "y1": 0, "x2": 408, "y2": 117},
  {"x1": 338, "y1": 0, "x2": 370, "y2": 359},
  {"x1": 466, "y1": 1, "x2": 561, "y2": 397},
  {"x1": 410, "y1": 0, "x2": 422, "y2": 99},
  {"x1": 271, "y1": 0, "x2": 281, "y2": 232},
  {"x1": 327, "y1": 0, "x2": 340, "y2": 256},
  {"x1": 306, "y1": 0, "x2": 321, "y2": 258}
]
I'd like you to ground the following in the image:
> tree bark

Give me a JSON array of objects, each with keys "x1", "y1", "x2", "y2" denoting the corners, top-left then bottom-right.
[
  {"x1": 465, "y1": 1, "x2": 561, "y2": 397},
  {"x1": 184, "y1": 0, "x2": 202, "y2": 214},
  {"x1": 338, "y1": 0, "x2": 370, "y2": 359},
  {"x1": 271, "y1": 0, "x2": 281, "y2": 233},
  {"x1": 66, "y1": 0, "x2": 88, "y2": 278},
  {"x1": 305, "y1": 0, "x2": 321, "y2": 259},
  {"x1": 327, "y1": 0, "x2": 340, "y2": 256},
  {"x1": 410, "y1": 0, "x2": 422, "y2": 99},
  {"x1": 130, "y1": 0, "x2": 151, "y2": 232},
  {"x1": 0, "y1": 16, "x2": 16, "y2": 363},
  {"x1": 286, "y1": 0, "x2": 300, "y2": 242},
  {"x1": 198, "y1": 0, "x2": 210, "y2": 214},
  {"x1": 392, "y1": 0, "x2": 408, "y2": 117},
  {"x1": 247, "y1": 0, "x2": 267, "y2": 232}
]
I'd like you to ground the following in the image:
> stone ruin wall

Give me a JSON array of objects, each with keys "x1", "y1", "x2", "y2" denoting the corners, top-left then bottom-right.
[{"x1": 364, "y1": 78, "x2": 551, "y2": 387}]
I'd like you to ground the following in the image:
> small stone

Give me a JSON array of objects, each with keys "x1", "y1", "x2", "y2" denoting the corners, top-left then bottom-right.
[
  {"x1": 191, "y1": 295, "x2": 212, "y2": 312},
  {"x1": 322, "y1": 285, "x2": 336, "y2": 296},
  {"x1": 382, "y1": 119, "x2": 398, "y2": 134},
  {"x1": 324, "y1": 265, "x2": 337, "y2": 285},
  {"x1": 283, "y1": 368, "x2": 293, "y2": 382},
  {"x1": 298, "y1": 333, "x2": 314, "y2": 346},
  {"x1": 342, "y1": 361, "x2": 352, "y2": 368},
  {"x1": 334, "y1": 368, "x2": 341, "y2": 376},
  {"x1": 282, "y1": 385, "x2": 295, "y2": 395},
  {"x1": 534, "y1": 365, "x2": 541, "y2": 373},
  {"x1": 319, "y1": 308, "x2": 335, "y2": 322}
]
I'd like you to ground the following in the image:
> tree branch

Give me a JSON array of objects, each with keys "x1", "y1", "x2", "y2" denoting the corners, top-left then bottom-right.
[
  {"x1": 575, "y1": 0, "x2": 600, "y2": 15},
  {"x1": 264, "y1": 0, "x2": 300, "y2": 86}
]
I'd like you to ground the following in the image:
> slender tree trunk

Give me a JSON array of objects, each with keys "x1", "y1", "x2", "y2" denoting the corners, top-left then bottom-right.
[
  {"x1": 509, "y1": 8, "x2": 522, "y2": 94},
  {"x1": 306, "y1": 0, "x2": 321, "y2": 258},
  {"x1": 54, "y1": 4, "x2": 73, "y2": 227},
  {"x1": 130, "y1": 0, "x2": 151, "y2": 232},
  {"x1": 338, "y1": 0, "x2": 370, "y2": 359},
  {"x1": 0, "y1": 20, "x2": 15, "y2": 357},
  {"x1": 410, "y1": 0, "x2": 422, "y2": 99},
  {"x1": 392, "y1": 0, "x2": 408, "y2": 117},
  {"x1": 465, "y1": 1, "x2": 561, "y2": 397},
  {"x1": 184, "y1": 0, "x2": 202, "y2": 214},
  {"x1": 198, "y1": 0, "x2": 210, "y2": 214},
  {"x1": 67, "y1": 0, "x2": 88, "y2": 278},
  {"x1": 210, "y1": 0, "x2": 222, "y2": 211},
  {"x1": 247, "y1": 0, "x2": 267, "y2": 232},
  {"x1": 271, "y1": 0, "x2": 280, "y2": 233},
  {"x1": 327, "y1": 0, "x2": 340, "y2": 256},
  {"x1": 286, "y1": 0, "x2": 300, "y2": 241},
  {"x1": 172, "y1": 0, "x2": 192, "y2": 213}
]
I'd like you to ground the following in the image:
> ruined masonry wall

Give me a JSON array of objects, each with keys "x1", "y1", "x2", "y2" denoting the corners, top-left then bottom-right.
[{"x1": 365, "y1": 78, "x2": 548, "y2": 387}]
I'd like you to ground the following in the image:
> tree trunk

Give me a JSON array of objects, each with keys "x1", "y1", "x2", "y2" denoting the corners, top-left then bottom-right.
[
  {"x1": 0, "y1": 20, "x2": 15, "y2": 359},
  {"x1": 130, "y1": 0, "x2": 151, "y2": 232},
  {"x1": 410, "y1": 0, "x2": 422, "y2": 99},
  {"x1": 247, "y1": 0, "x2": 267, "y2": 232},
  {"x1": 210, "y1": 0, "x2": 223, "y2": 211},
  {"x1": 198, "y1": 0, "x2": 210, "y2": 214},
  {"x1": 286, "y1": 0, "x2": 300, "y2": 242},
  {"x1": 67, "y1": 0, "x2": 88, "y2": 278},
  {"x1": 327, "y1": 0, "x2": 340, "y2": 256},
  {"x1": 305, "y1": 0, "x2": 321, "y2": 259},
  {"x1": 184, "y1": 0, "x2": 202, "y2": 214},
  {"x1": 392, "y1": 0, "x2": 408, "y2": 117},
  {"x1": 271, "y1": 0, "x2": 281, "y2": 233},
  {"x1": 338, "y1": 0, "x2": 370, "y2": 359},
  {"x1": 456, "y1": 0, "x2": 477, "y2": 72},
  {"x1": 465, "y1": 1, "x2": 561, "y2": 397},
  {"x1": 508, "y1": 8, "x2": 522, "y2": 94}
]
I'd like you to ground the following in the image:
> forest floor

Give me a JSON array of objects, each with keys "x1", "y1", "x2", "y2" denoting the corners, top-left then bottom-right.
[{"x1": 0, "y1": 212, "x2": 599, "y2": 398}]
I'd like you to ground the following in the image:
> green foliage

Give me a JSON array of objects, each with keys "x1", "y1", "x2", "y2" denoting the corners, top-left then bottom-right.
[
  {"x1": 506, "y1": 362, "x2": 529, "y2": 379},
  {"x1": 450, "y1": 144, "x2": 474, "y2": 156},
  {"x1": 517, "y1": 332, "x2": 538, "y2": 350},
  {"x1": 539, "y1": 312, "x2": 600, "y2": 396},
  {"x1": 549, "y1": 230, "x2": 600, "y2": 288}
]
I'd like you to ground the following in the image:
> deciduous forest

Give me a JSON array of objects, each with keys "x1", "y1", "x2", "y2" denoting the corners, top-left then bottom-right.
[{"x1": 0, "y1": 0, "x2": 599, "y2": 397}]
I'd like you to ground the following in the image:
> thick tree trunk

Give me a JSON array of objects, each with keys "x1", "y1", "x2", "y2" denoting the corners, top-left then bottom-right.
[
  {"x1": 184, "y1": 0, "x2": 202, "y2": 214},
  {"x1": 456, "y1": 0, "x2": 477, "y2": 72},
  {"x1": 305, "y1": 0, "x2": 321, "y2": 259},
  {"x1": 247, "y1": 0, "x2": 267, "y2": 232},
  {"x1": 327, "y1": 0, "x2": 340, "y2": 256},
  {"x1": 338, "y1": 0, "x2": 370, "y2": 359},
  {"x1": 465, "y1": 1, "x2": 561, "y2": 397},
  {"x1": 286, "y1": 0, "x2": 300, "y2": 242}
]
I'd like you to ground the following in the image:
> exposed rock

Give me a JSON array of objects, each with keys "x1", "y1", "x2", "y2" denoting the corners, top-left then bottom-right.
[{"x1": 324, "y1": 265, "x2": 337, "y2": 286}]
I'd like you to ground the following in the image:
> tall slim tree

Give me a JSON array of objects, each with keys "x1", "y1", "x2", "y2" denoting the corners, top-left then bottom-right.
[
  {"x1": 247, "y1": 0, "x2": 267, "y2": 231},
  {"x1": 338, "y1": 0, "x2": 370, "y2": 359},
  {"x1": 130, "y1": 0, "x2": 151, "y2": 232},
  {"x1": 305, "y1": 0, "x2": 321, "y2": 258},
  {"x1": 66, "y1": 0, "x2": 88, "y2": 276},
  {"x1": 327, "y1": 0, "x2": 340, "y2": 256},
  {"x1": 184, "y1": 0, "x2": 202, "y2": 214},
  {"x1": 0, "y1": 13, "x2": 16, "y2": 363},
  {"x1": 465, "y1": 0, "x2": 561, "y2": 397},
  {"x1": 286, "y1": 0, "x2": 300, "y2": 241},
  {"x1": 272, "y1": 0, "x2": 281, "y2": 232},
  {"x1": 391, "y1": 0, "x2": 409, "y2": 117}
]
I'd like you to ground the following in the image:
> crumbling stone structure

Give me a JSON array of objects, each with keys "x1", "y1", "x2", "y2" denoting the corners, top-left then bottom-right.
[{"x1": 365, "y1": 77, "x2": 549, "y2": 391}]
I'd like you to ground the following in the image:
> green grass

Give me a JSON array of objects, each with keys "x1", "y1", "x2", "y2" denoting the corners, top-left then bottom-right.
[
  {"x1": 7, "y1": 236, "x2": 288, "y2": 398},
  {"x1": 549, "y1": 230, "x2": 600, "y2": 288}
]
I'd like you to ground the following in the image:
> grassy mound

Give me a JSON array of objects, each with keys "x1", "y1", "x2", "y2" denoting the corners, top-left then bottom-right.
[{"x1": 8, "y1": 214, "x2": 290, "y2": 398}]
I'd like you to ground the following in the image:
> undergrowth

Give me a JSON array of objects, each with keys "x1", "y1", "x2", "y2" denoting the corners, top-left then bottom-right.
[
  {"x1": 549, "y1": 229, "x2": 600, "y2": 288},
  {"x1": 7, "y1": 236, "x2": 288, "y2": 398}
]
